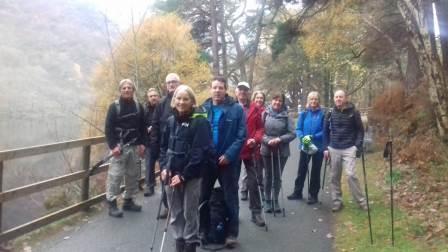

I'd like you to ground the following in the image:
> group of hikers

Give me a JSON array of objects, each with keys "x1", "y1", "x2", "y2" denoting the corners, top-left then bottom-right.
[{"x1": 103, "y1": 73, "x2": 368, "y2": 252}]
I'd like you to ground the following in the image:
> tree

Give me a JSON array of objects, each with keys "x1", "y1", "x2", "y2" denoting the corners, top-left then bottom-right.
[
  {"x1": 92, "y1": 14, "x2": 211, "y2": 108},
  {"x1": 397, "y1": 0, "x2": 448, "y2": 139}
]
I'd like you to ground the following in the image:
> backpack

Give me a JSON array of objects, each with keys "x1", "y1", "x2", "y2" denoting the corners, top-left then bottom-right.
[{"x1": 206, "y1": 187, "x2": 229, "y2": 245}]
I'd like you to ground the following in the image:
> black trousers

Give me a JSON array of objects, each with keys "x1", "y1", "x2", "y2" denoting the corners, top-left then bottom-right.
[
  {"x1": 199, "y1": 161, "x2": 240, "y2": 238},
  {"x1": 240, "y1": 159, "x2": 262, "y2": 212},
  {"x1": 293, "y1": 151, "x2": 323, "y2": 198}
]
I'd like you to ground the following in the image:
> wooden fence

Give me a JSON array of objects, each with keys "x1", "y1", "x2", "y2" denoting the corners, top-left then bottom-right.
[{"x1": 0, "y1": 136, "x2": 148, "y2": 243}]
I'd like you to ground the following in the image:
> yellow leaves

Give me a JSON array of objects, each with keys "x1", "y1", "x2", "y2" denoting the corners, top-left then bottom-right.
[
  {"x1": 301, "y1": 0, "x2": 363, "y2": 63},
  {"x1": 91, "y1": 14, "x2": 211, "y2": 108}
]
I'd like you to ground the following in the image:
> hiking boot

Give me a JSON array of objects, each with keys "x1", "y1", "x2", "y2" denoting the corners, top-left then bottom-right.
[
  {"x1": 251, "y1": 212, "x2": 265, "y2": 227},
  {"x1": 273, "y1": 201, "x2": 281, "y2": 213},
  {"x1": 359, "y1": 203, "x2": 368, "y2": 211},
  {"x1": 287, "y1": 191, "x2": 303, "y2": 200},
  {"x1": 332, "y1": 203, "x2": 344, "y2": 212},
  {"x1": 240, "y1": 191, "x2": 248, "y2": 201},
  {"x1": 123, "y1": 198, "x2": 142, "y2": 212},
  {"x1": 158, "y1": 207, "x2": 168, "y2": 219},
  {"x1": 144, "y1": 186, "x2": 154, "y2": 197},
  {"x1": 307, "y1": 196, "x2": 318, "y2": 205},
  {"x1": 175, "y1": 239, "x2": 185, "y2": 252},
  {"x1": 264, "y1": 200, "x2": 273, "y2": 213},
  {"x1": 225, "y1": 236, "x2": 238, "y2": 249},
  {"x1": 184, "y1": 242, "x2": 198, "y2": 252},
  {"x1": 107, "y1": 199, "x2": 123, "y2": 218}
]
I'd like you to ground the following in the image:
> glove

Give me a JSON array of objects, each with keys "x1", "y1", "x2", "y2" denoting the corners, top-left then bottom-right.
[
  {"x1": 356, "y1": 146, "x2": 363, "y2": 158},
  {"x1": 302, "y1": 135, "x2": 312, "y2": 145}
]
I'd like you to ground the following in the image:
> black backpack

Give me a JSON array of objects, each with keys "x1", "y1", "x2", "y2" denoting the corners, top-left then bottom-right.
[{"x1": 206, "y1": 187, "x2": 229, "y2": 245}]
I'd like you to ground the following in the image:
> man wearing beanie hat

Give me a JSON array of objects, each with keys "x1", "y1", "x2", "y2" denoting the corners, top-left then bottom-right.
[
  {"x1": 150, "y1": 72, "x2": 180, "y2": 218},
  {"x1": 105, "y1": 78, "x2": 146, "y2": 218}
]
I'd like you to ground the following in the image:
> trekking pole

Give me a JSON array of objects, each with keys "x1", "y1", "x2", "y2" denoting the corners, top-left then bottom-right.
[
  {"x1": 159, "y1": 176, "x2": 176, "y2": 252},
  {"x1": 306, "y1": 154, "x2": 311, "y2": 199},
  {"x1": 361, "y1": 150, "x2": 374, "y2": 245},
  {"x1": 252, "y1": 153, "x2": 268, "y2": 232},
  {"x1": 321, "y1": 159, "x2": 328, "y2": 191},
  {"x1": 270, "y1": 150, "x2": 276, "y2": 217},
  {"x1": 320, "y1": 158, "x2": 328, "y2": 204},
  {"x1": 150, "y1": 182, "x2": 166, "y2": 251},
  {"x1": 89, "y1": 137, "x2": 137, "y2": 176},
  {"x1": 277, "y1": 149, "x2": 286, "y2": 217},
  {"x1": 384, "y1": 132, "x2": 395, "y2": 246}
]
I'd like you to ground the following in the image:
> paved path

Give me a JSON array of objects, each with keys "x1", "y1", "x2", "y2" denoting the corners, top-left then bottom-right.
[{"x1": 35, "y1": 141, "x2": 334, "y2": 252}]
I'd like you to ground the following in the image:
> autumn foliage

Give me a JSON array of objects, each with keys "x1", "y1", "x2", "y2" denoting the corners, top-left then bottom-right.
[{"x1": 92, "y1": 14, "x2": 211, "y2": 109}]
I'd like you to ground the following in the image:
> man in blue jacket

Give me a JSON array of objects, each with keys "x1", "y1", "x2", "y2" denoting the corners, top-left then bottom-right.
[{"x1": 199, "y1": 76, "x2": 246, "y2": 248}]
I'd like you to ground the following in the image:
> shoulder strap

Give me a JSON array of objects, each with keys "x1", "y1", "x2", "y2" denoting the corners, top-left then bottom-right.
[
  {"x1": 114, "y1": 99, "x2": 120, "y2": 116},
  {"x1": 262, "y1": 111, "x2": 267, "y2": 124},
  {"x1": 115, "y1": 99, "x2": 140, "y2": 117}
]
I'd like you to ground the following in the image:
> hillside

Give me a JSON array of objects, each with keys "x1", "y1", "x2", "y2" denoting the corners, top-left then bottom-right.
[{"x1": 0, "y1": 0, "x2": 110, "y2": 230}]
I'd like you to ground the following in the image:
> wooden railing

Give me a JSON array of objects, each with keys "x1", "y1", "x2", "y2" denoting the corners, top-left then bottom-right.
[{"x1": 0, "y1": 136, "x2": 146, "y2": 243}]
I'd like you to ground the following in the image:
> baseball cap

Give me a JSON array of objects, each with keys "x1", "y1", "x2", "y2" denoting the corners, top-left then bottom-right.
[{"x1": 237, "y1": 81, "x2": 250, "y2": 89}]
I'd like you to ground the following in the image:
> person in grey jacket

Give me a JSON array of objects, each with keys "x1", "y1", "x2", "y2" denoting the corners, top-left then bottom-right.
[{"x1": 260, "y1": 92, "x2": 296, "y2": 213}]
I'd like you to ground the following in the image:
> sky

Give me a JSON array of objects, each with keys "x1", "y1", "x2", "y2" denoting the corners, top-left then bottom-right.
[
  {"x1": 79, "y1": 0, "x2": 154, "y2": 29},
  {"x1": 81, "y1": 0, "x2": 262, "y2": 30}
]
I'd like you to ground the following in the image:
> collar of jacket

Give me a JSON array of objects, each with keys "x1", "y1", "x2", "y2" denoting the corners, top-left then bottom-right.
[
  {"x1": 266, "y1": 105, "x2": 288, "y2": 117},
  {"x1": 305, "y1": 106, "x2": 322, "y2": 113},
  {"x1": 203, "y1": 94, "x2": 236, "y2": 109},
  {"x1": 333, "y1": 102, "x2": 355, "y2": 113}
]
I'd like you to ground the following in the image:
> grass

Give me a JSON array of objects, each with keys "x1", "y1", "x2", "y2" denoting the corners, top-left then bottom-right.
[{"x1": 334, "y1": 152, "x2": 448, "y2": 252}]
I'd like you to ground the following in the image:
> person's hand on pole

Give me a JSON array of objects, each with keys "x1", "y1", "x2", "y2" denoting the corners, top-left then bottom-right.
[
  {"x1": 324, "y1": 150, "x2": 330, "y2": 160},
  {"x1": 247, "y1": 138, "x2": 256, "y2": 148},
  {"x1": 112, "y1": 145, "x2": 121, "y2": 157},
  {"x1": 170, "y1": 175, "x2": 183, "y2": 187},
  {"x1": 137, "y1": 144, "x2": 145, "y2": 158},
  {"x1": 268, "y1": 137, "x2": 281, "y2": 148},
  {"x1": 218, "y1": 155, "x2": 230, "y2": 168},
  {"x1": 161, "y1": 169, "x2": 170, "y2": 183}
]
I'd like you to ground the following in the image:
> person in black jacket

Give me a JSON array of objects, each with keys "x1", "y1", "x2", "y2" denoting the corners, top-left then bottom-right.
[
  {"x1": 160, "y1": 85, "x2": 212, "y2": 252},
  {"x1": 150, "y1": 73, "x2": 180, "y2": 218},
  {"x1": 323, "y1": 89, "x2": 367, "y2": 212},
  {"x1": 105, "y1": 79, "x2": 146, "y2": 218},
  {"x1": 143, "y1": 88, "x2": 160, "y2": 196}
]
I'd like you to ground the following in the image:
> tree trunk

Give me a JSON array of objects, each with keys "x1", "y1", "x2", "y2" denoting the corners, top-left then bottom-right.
[
  {"x1": 323, "y1": 69, "x2": 331, "y2": 108},
  {"x1": 229, "y1": 29, "x2": 247, "y2": 81},
  {"x1": 398, "y1": 0, "x2": 448, "y2": 139},
  {"x1": 131, "y1": 8, "x2": 140, "y2": 90},
  {"x1": 405, "y1": 42, "x2": 421, "y2": 91},
  {"x1": 210, "y1": 0, "x2": 220, "y2": 75},
  {"x1": 219, "y1": 0, "x2": 227, "y2": 77},
  {"x1": 248, "y1": 0, "x2": 267, "y2": 85},
  {"x1": 436, "y1": 0, "x2": 448, "y2": 74}
]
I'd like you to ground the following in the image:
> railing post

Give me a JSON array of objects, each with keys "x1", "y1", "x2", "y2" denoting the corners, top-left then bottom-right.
[
  {"x1": 0, "y1": 161, "x2": 3, "y2": 231},
  {"x1": 81, "y1": 146, "x2": 90, "y2": 211}
]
